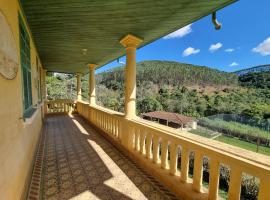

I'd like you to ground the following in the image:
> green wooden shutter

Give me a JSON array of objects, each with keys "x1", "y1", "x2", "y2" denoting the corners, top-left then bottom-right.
[{"x1": 19, "y1": 15, "x2": 33, "y2": 116}]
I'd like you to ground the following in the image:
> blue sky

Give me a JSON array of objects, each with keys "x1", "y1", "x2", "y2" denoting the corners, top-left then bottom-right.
[{"x1": 97, "y1": 0, "x2": 270, "y2": 73}]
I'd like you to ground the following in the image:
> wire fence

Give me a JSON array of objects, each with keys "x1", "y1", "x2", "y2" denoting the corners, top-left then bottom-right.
[{"x1": 206, "y1": 114, "x2": 270, "y2": 132}]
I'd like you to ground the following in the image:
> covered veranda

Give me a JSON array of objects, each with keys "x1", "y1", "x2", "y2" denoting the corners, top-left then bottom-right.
[{"x1": 18, "y1": 0, "x2": 270, "y2": 200}]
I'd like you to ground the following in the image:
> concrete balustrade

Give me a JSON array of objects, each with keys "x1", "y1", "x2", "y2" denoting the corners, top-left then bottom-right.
[
  {"x1": 76, "y1": 101, "x2": 270, "y2": 200},
  {"x1": 45, "y1": 99, "x2": 76, "y2": 114}
]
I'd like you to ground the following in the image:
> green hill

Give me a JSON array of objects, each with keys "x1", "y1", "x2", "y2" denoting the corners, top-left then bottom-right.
[
  {"x1": 98, "y1": 60, "x2": 238, "y2": 89},
  {"x1": 46, "y1": 60, "x2": 270, "y2": 120},
  {"x1": 94, "y1": 60, "x2": 269, "y2": 119}
]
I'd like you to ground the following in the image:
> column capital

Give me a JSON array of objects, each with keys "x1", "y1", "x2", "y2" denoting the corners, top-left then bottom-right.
[
  {"x1": 88, "y1": 64, "x2": 98, "y2": 70},
  {"x1": 120, "y1": 34, "x2": 143, "y2": 48}
]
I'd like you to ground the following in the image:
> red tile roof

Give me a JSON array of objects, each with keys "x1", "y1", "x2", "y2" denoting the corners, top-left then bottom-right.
[{"x1": 141, "y1": 111, "x2": 194, "y2": 125}]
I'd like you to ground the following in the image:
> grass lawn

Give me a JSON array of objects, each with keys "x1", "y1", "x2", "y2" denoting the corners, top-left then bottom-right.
[
  {"x1": 215, "y1": 135, "x2": 270, "y2": 156},
  {"x1": 189, "y1": 128, "x2": 215, "y2": 138}
]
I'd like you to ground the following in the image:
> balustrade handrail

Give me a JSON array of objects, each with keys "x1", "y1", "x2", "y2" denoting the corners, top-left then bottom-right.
[
  {"x1": 45, "y1": 99, "x2": 76, "y2": 114},
  {"x1": 77, "y1": 101, "x2": 270, "y2": 200},
  {"x1": 46, "y1": 99, "x2": 76, "y2": 103},
  {"x1": 131, "y1": 117, "x2": 270, "y2": 170}
]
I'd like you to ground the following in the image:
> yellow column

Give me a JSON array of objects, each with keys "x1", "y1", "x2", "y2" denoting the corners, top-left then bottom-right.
[
  {"x1": 88, "y1": 64, "x2": 97, "y2": 106},
  {"x1": 120, "y1": 34, "x2": 143, "y2": 118},
  {"x1": 76, "y1": 73, "x2": 82, "y2": 101}
]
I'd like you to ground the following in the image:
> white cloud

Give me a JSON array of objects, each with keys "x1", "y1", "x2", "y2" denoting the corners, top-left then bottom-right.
[
  {"x1": 163, "y1": 24, "x2": 192, "y2": 39},
  {"x1": 182, "y1": 47, "x2": 200, "y2": 57},
  {"x1": 229, "y1": 62, "x2": 239, "y2": 67},
  {"x1": 225, "y1": 48, "x2": 235, "y2": 52},
  {"x1": 209, "y1": 42, "x2": 223, "y2": 52},
  {"x1": 252, "y1": 37, "x2": 270, "y2": 56}
]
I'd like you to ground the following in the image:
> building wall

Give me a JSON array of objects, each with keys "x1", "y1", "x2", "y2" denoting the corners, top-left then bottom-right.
[{"x1": 0, "y1": 0, "x2": 43, "y2": 199}]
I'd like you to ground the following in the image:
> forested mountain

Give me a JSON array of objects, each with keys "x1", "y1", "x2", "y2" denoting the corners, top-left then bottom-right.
[
  {"x1": 98, "y1": 60, "x2": 238, "y2": 89},
  {"x1": 239, "y1": 72, "x2": 270, "y2": 89},
  {"x1": 46, "y1": 60, "x2": 270, "y2": 120},
  {"x1": 235, "y1": 64, "x2": 270, "y2": 76}
]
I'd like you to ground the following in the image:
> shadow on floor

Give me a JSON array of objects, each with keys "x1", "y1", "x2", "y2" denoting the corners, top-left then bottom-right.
[{"x1": 41, "y1": 114, "x2": 178, "y2": 200}]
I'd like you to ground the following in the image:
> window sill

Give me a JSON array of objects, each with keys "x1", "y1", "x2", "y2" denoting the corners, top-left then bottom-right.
[{"x1": 23, "y1": 107, "x2": 38, "y2": 126}]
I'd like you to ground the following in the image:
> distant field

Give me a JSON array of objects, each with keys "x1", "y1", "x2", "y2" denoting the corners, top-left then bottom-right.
[
  {"x1": 215, "y1": 135, "x2": 270, "y2": 156},
  {"x1": 199, "y1": 118, "x2": 270, "y2": 141},
  {"x1": 190, "y1": 127, "x2": 270, "y2": 156}
]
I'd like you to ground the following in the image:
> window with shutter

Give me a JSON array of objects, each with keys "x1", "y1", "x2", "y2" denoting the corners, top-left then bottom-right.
[{"x1": 19, "y1": 15, "x2": 33, "y2": 117}]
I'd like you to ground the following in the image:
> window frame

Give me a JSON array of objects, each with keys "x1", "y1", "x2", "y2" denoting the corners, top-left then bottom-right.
[{"x1": 19, "y1": 14, "x2": 33, "y2": 118}]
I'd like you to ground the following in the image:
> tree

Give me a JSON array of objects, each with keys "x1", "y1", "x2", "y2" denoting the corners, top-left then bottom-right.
[{"x1": 137, "y1": 97, "x2": 163, "y2": 114}]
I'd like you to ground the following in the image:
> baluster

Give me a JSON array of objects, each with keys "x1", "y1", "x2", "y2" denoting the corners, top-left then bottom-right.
[
  {"x1": 114, "y1": 119, "x2": 117, "y2": 137},
  {"x1": 102, "y1": 113, "x2": 105, "y2": 131},
  {"x1": 139, "y1": 130, "x2": 145, "y2": 155},
  {"x1": 152, "y1": 135, "x2": 160, "y2": 164},
  {"x1": 104, "y1": 115, "x2": 106, "y2": 130},
  {"x1": 108, "y1": 117, "x2": 110, "y2": 132},
  {"x1": 145, "y1": 132, "x2": 152, "y2": 159},
  {"x1": 208, "y1": 159, "x2": 220, "y2": 200},
  {"x1": 134, "y1": 128, "x2": 140, "y2": 151},
  {"x1": 98, "y1": 113, "x2": 100, "y2": 126},
  {"x1": 118, "y1": 120, "x2": 122, "y2": 140},
  {"x1": 113, "y1": 118, "x2": 115, "y2": 135},
  {"x1": 112, "y1": 118, "x2": 114, "y2": 134},
  {"x1": 117, "y1": 120, "x2": 120, "y2": 138},
  {"x1": 258, "y1": 176, "x2": 270, "y2": 200},
  {"x1": 108, "y1": 117, "x2": 111, "y2": 133},
  {"x1": 170, "y1": 142, "x2": 178, "y2": 175},
  {"x1": 102, "y1": 113, "x2": 106, "y2": 131},
  {"x1": 108, "y1": 116, "x2": 110, "y2": 132},
  {"x1": 161, "y1": 138, "x2": 169, "y2": 169},
  {"x1": 111, "y1": 118, "x2": 114, "y2": 135},
  {"x1": 228, "y1": 166, "x2": 242, "y2": 200},
  {"x1": 100, "y1": 113, "x2": 102, "y2": 128},
  {"x1": 92, "y1": 110, "x2": 95, "y2": 124},
  {"x1": 193, "y1": 151, "x2": 203, "y2": 192},
  {"x1": 180, "y1": 147, "x2": 189, "y2": 183},
  {"x1": 100, "y1": 114, "x2": 103, "y2": 128}
]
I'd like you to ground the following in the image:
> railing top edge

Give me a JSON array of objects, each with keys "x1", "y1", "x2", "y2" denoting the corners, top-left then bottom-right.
[
  {"x1": 89, "y1": 105, "x2": 124, "y2": 116},
  {"x1": 131, "y1": 117, "x2": 270, "y2": 171},
  {"x1": 46, "y1": 99, "x2": 76, "y2": 103},
  {"x1": 76, "y1": 100, "x2": 89, "y2": 104}
]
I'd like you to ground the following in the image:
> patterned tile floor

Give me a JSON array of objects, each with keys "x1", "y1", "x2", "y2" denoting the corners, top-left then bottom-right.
[{"x1": 29, "y1": 114, "x2": 180, "y2": 200}]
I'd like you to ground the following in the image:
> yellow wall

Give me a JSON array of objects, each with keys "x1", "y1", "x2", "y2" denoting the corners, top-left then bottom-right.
[{"x1": 0, "y1": 0, "x2": 43, "y2": 199}]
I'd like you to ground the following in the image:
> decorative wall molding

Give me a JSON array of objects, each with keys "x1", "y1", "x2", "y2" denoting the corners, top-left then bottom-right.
[{"x1": 0, "y1": 10, "x2": 19, "y2": 80}]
